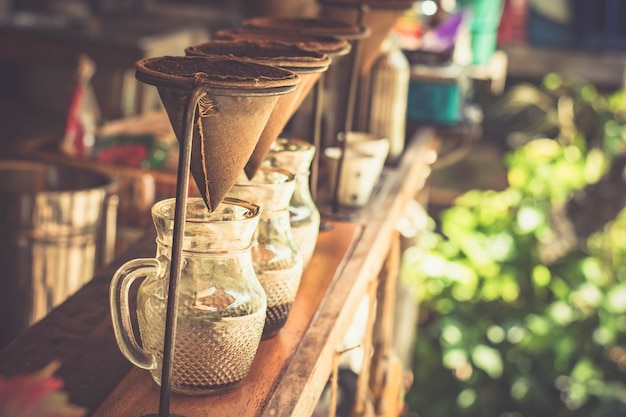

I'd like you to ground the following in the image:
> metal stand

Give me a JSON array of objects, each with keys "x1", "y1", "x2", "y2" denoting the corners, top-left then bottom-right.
[
  {"x1": 141, "y1": 86, "x2": 206, "y2": 417},
  {"x1": 318, "y1": 0, "x2": 412, "y2": 219},
  {"x1": 326, "y1": 3, "x2": 369, "y2": 220},
  {"x1": 310, "y1": 73, "x2": 324, "y2": 205},
  {"x1": 310, "y1": 74, "x2": 336, "y2": 231}
]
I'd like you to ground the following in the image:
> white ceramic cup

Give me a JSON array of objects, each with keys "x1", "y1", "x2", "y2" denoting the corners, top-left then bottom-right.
[
  {"x1": 342, "y1": 131, "x2": 390, "y2": 176},
  {"x1": 324, "y1": 132, "x2": 389, "y2": 207}
]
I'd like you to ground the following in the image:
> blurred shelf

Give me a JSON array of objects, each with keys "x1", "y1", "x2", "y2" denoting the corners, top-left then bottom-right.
[
  {"x1": 469, "y1": 50, "x2": 509, "y2": 95},
  {"x1": 501, "y1": 43, "x2": 626, "y2": 88},
  {"x1": 0, "y1": 14, "x2": 209, "y2": 120}
]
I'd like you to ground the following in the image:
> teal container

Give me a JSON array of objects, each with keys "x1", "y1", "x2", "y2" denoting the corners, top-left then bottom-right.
[
  {"x1": 457, "y1": 0, "x2": 504, "y2": 31},
  {"x1": 458, "y1": 0, "x2": 504, "y2": 64},
  {"x1": 406, "y1": 64, "x2": 464, "y2": 125},
  {"x1": 471, "y1": 30, "x2": 498, "y2": 65}
]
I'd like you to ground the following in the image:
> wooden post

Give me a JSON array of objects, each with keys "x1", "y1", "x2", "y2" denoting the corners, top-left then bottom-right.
[
  {"x1": 351, "y1": 279, "x2": 378, "y2": 417},
  {"x1": 369, "y1": 230, "x2": 405, "y2": 417}
]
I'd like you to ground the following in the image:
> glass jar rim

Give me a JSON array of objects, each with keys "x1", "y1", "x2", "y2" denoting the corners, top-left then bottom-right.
[{"x1": 152, "y1": 197, "x2": 260, "y2": 222}]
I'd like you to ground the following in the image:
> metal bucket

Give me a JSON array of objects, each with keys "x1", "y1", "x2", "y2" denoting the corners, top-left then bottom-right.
[{"x1": 0, "y1": 160, "x2": 117, "y2": 348}]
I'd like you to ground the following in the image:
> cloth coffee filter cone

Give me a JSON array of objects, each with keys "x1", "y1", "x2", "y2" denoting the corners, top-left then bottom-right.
[
  {"x1": 241, "y1": 16, "x2": 370, "y2": 41},
  {"x1": 318, "y1": 0, "x2": 413, "y2": 74},
  {"x1": 185, "y1": 40, "x2": 331, "y2": 179},
  {"x1": 135, "y1": 55, "x2": 300, "y2": 212},
  {"x1": 213, "y1": 28, "x2": 352, "y2": 59},
  {"x1": 241, "y1": 16, "x2": 370, "y2": 149}
]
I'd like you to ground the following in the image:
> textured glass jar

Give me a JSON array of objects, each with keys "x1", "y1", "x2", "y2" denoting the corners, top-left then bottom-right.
[
  {"x1": 110, "y1": 197, "x2": 266, "y2": 396},
  {"x1": 227, "y1": 167, "x2": 304, "y2": 339},
  {"x1": 264, "y1": 138, "x2": 320, "y2": 267}
]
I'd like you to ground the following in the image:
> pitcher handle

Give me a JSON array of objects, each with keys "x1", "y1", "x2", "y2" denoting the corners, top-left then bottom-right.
[{"x1": 110, "y1": 258, "x2": 163, "y2": 370}]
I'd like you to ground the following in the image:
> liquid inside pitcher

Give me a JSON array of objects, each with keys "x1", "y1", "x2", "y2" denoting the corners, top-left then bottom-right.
[
  {"x1": 227, "y1": 168, "x2": 304, "y2": 339},
  {"x1": 110, "y1": 197, "x2": 266, "y2": 395},
  {"x1": 264, "y1": 138, "x2": 320, "y2": 267}
]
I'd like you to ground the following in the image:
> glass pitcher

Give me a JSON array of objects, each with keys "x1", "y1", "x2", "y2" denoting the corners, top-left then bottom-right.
[
  {"x1": 264, "y1": 138, "x2": 320, "y2": 267},
  {"x1": 110, "y1": 197, "x2": 266, "y2": 396},
  {"x1": 227, "y1": 167, "x2": 303, "y2": 339}
]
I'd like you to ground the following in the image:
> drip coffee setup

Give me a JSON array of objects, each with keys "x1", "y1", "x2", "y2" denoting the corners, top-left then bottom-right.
[
  {"x1": 110, "y1": 54, "x2": 300, "y2": 416},
  {"x1": 236, "y1": 1, "x2": 412, "y2": 216},
  {"x1": 236, "y1": 13, "x2": 370, "y2": 218},
  {"x1": 0, "y1": 0, "x2": 442, "y2": 415},
  {"x1": 212, "y1": 26, "x2": 352, "y2": 204},
  {"x1": 106, "y1": 2, "x2": 415, "y2": 416}
]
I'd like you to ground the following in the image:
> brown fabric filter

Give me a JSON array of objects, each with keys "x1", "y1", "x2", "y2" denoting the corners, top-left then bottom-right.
[
  {"x1": 185, "y1": 40, "x2": 331, "y2": 179},
  {"x1": 242, "y1": 16, "x2": 368, "y2": 40},
  {"x1": 240, "y1": 16, "x2": 370, "y2": 147},
  {"x1": 317, "y1": 0, "x2": 413, "y2": 74},
  {"x1": 213, "y1": 29, "x2": 353, "y2": 155},
  {"x1": 135, "y1": 55, "x2": 300, "y2": 212},
  {"x1": 214, "y1": 28, "x2": 352, "y2": 59}
]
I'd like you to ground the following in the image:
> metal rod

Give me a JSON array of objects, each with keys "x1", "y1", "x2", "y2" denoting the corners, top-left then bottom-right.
[
  {"x1": 310, "y1": 73, "x2": 325, "y2": 203},
  {"x1": 156, "y1": 86, "x2": 206, "y2": 417},
  {"x1": 312, "y1": 74, "x2": 335, "y2": 231},
  {"x1": 332, "y1": 4, "x2": 369, "y2": 213},
  {"x1": 343, "y1": 5, "x2": 368, "y2": 136}
]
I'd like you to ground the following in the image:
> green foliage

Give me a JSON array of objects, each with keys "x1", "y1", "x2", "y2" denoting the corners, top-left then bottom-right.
[{"x1": 404, "y1": 77, "x2": 626, "y2": 417}]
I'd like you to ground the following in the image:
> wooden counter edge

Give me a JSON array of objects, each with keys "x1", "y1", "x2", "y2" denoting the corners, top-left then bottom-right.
[{"x1": 260, "y1": 127, "x2": 436, "y2": 417}]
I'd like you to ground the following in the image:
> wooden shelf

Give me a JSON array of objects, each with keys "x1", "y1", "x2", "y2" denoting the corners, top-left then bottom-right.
[
  {"x1": 0, "y1": 127, "x2": 436, "y2": 417},
  {"x1": 501, "y1": 43, "x2": 626, "y2": 88},
  {"x1": 0, "y1": 15, "x2": 209, "y2": 119}
]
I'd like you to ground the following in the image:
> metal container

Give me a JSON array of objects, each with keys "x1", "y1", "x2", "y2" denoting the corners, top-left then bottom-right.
[
  {"x1": 369, "y1": 39, "x2": 410, "y2": 164},
  {"x1": 0, "y1": 160, "x2": 116, "y2": 348}
]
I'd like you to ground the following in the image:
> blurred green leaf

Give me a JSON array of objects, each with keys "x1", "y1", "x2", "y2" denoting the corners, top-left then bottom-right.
[
  {"x1": 471, "y1": 345, "x2": 503, "y2": 379},
  {"x1": 405, "y1": 76, "x2": 626, "y2": 417}
]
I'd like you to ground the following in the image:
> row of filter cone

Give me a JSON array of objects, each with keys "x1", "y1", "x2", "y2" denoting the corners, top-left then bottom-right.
[
  {"x1": 112, "y1": 5, "x2": 415, "y2": 400},
  {"x1": 135, "y1": 9, "x2": 411, "y2": 213}
]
